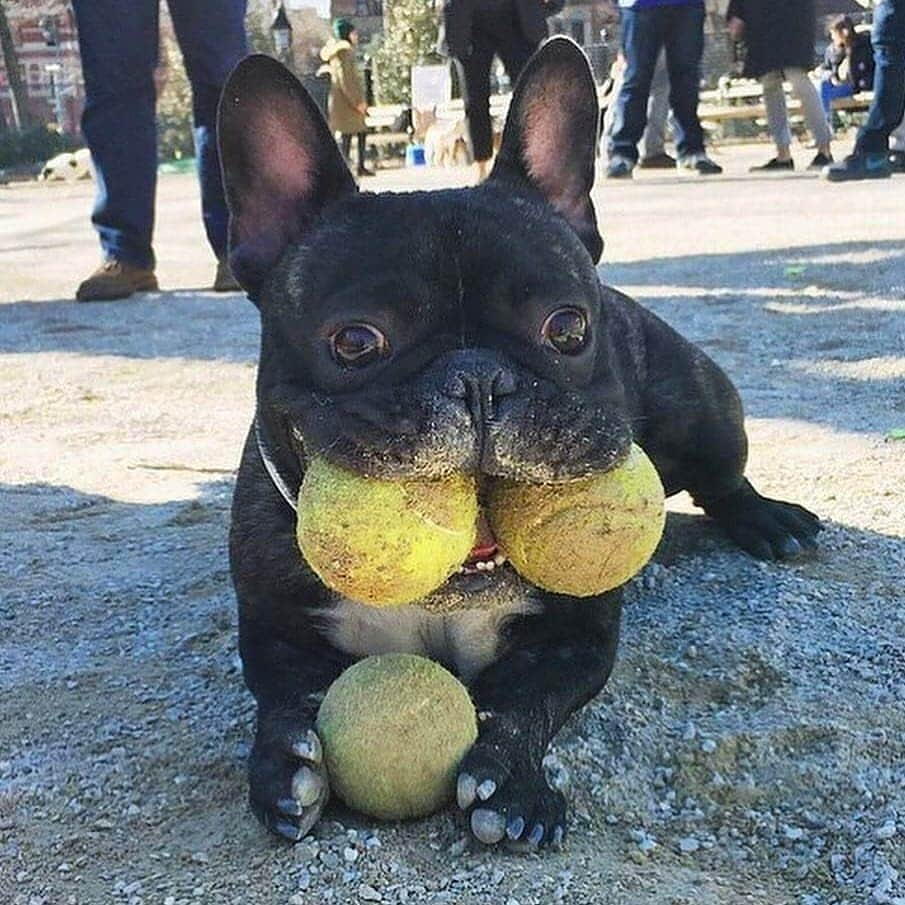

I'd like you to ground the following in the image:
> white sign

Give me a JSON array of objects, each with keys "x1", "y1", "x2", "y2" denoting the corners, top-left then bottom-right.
[{"x1": 411, "y1": 64, "x2": 452, "y2": 111}]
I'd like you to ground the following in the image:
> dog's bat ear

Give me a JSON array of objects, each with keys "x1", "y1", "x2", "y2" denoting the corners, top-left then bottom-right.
[
  {"x1": 490, "y1": 37, "x2": 602, "y2": 262},
  {"x1": 217, "y1": 54, "x2": 357, "y2": 299}
]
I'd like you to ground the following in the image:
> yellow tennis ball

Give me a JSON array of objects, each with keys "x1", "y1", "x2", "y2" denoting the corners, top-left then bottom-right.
[
  {"x1": 316, "y1": 654, "x2": 478, "y2": 820},
  {"x1": 487, "y1": 443, "x2": 665, "y2": 596},
  {"x1": 296, "y1": 458, "x2": 478, "y2": 606}
]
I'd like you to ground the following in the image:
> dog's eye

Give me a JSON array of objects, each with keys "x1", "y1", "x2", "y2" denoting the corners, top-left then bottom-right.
[
  {"x1": 541, "y1": 307, "x2": 588, "y2": 355},
  {"x1": 330, "y1": 323, "x2": 388, "y2": 367}
]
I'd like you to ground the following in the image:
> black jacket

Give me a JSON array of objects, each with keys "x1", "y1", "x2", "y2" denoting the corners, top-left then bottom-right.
[
  {"x1": 440, "y1": 0, "x2": 565, "y2": 60},
  {"x1": 727, "y1": 0, "x2": 817, "y2": 78}
]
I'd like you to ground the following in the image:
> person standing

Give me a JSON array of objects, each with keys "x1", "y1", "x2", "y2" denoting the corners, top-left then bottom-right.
[
  {"x1": 320, "y1": 19, "x2": 374, "y2": 179},
  {"x1": 71, "y1": 0, "x2": 248, "y2": 302},
  {"x1": 607, "y1": 0, "x2": 722, "y2": 178},
  {"x1": 824, "y1": 0, "x2": 905, "y2": 181},
  {"x1": 726, "y1": 0, "x2": 833, "y2": 172},
  {"x1": 603, "y1": 49, "x2": 675, "y2": 168},
  {"x1": 441, "y1": 0, "x2": 564, "y2": 182}
]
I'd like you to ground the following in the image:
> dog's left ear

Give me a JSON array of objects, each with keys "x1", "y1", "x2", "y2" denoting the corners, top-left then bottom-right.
[
  {"x1": 490, "y1": 37, "x2": 602, "y2": 262},
  {"x1": 217, "y1": 54, "x2": 357, "y2": 299}
]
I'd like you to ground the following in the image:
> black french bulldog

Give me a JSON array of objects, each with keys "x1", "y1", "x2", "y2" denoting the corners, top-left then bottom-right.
[{"x1": 218, "y1": 39, "x2": 820, "y2": 850}]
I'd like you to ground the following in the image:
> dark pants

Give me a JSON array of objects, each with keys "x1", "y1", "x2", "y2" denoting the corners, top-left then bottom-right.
[
  {"x1": 454, "y1": 0, "x2": 538, "y2": 163},
  {"x1": 341, "y1": 132, "x2": 368, "y2": 172},
  {"x1": 72, "y1": 0, "x2": 247, "y2": 270},
  {"x1": 609, "y1": 1, "x2": 706, "y2": 164},
  {"x1": 856, "y1": 0, "x2": 905, "y2": 153}
]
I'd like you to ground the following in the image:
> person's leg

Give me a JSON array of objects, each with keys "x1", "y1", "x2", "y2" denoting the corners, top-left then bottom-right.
[
  {"x1": 71, "y1": 0, "x2": 159, "y2": 271},
  {"x1": 856, "y1": 0, "x2": 905, "y2": 152},
  {"x1": 662, "y1": 1, "x2": 717, "y2": 170},
  {"x1": 456, "y1": 36, "x2": 496, "y2": 166},
  {"x1": 825, "y1": 0, "x2": 904, "y2": 179},
  {"x1": 820, "y1": 77, "x2": 853, "y2": 118},
  {"x1": 786, "y1": 68, "x2": 832, "y2": 157},
  {"x1": 763, "y1": 70, "x2": 793, "y2": 159},
  {"x1": 340, "y1": 133, "x2": 353, "y2": 163},
  {"x1": 641, "y1": 49, "x2": 670, "y2": 160},
  {"x1": 748, "y1": 70, "x2": 796, "y2": 170},
  {"x1": 356, "y1": 132, "x2": 374, "y2": 176},
  {"x1": 168, "y1": 0, "x2": 248, "y2": 264},
  {"x1": 608, "y1": 5, "x2": 662, "y2": 167}
]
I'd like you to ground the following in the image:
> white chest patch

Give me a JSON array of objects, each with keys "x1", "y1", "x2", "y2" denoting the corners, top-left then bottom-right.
[{"x1": 315, "y1": 568, "x2": 542, "y2": 683}]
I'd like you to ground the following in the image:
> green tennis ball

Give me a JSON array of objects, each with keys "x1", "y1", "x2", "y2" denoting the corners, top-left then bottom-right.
[
  {"x1": 296, "y1": 458, "x2": 478, "y2": 606},
  {"x1": 487, "y1": 443, "x2": 665, "y2": 596},
  {"x1": 316, "y1": 654, "x2": 478, "y2": 820}
]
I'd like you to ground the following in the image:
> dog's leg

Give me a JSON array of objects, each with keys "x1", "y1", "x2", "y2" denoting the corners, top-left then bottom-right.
[
  {"x1": 239, "y1": 615, "x2": 352, "y2": 842},
  {"x1": 626, "y1": 294, "x2": 822, "y2": 560},
  {"x1": 231, "y1": 430, "x2": 354, "y2": 841},
  {"x1": 458, "y1": 591, "x2": 621, "y2": 849}
]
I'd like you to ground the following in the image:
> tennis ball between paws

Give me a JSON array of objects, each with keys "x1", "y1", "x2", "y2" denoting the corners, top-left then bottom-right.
[
  {"x1": 296, "y1": 458, "x2": 478, "y2": 606},
  {"x1": 316, "y1": 654, "x2": 478, "y2": 820},
  {"x1": 487, "y1": 443, "x2": 665, "y2": 596}
]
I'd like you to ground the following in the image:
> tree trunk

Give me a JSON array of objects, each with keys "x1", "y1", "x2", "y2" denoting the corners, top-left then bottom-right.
[{"x1": 0, "y1": 0, "x2": 33, "y2": 130}]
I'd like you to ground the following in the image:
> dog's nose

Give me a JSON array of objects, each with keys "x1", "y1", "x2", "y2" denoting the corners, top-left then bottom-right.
[{"x1": 443, "y1": 366, "x2": 518, "y2": 423}]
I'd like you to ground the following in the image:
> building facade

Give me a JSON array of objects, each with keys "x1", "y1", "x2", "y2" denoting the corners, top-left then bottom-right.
[{"x1": 0, "y1": 5, "x2": 84, "y2": 133}]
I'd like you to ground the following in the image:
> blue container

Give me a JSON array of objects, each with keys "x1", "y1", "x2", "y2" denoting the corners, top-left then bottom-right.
[{"x1": 406, "y1": 144, "x2": 426, "y2": 167}]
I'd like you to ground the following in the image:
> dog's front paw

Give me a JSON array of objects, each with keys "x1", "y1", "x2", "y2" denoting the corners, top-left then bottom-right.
[
  {"x1": 704, "y1": 480, "x2": 821, "y2": 561},
  {"x1": 456, "y1": 717, "x2": 568, "y2": 851},
  {"x1": 248, "y1": 715, "x2": 329, "y2": 843}
]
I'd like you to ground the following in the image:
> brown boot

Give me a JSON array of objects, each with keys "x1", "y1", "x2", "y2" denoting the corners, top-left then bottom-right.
[
  {"x1": 76, "y1": 260, "x2": 158, "y2": 302},
  {"x1": 213, "y1": 257, "x2": 241, "y2": 292}
]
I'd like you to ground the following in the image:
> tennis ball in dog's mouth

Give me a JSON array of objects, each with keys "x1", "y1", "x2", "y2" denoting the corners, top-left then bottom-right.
[
  {"x1": 487, "y1": 443, "x2": 665, "y2": 596},
  {"x1": 296, "y1": 458, "x2": 478, "y2": 606},
  {"x1": 316, "y1": 653, "x2": 477, "y2": 820}
]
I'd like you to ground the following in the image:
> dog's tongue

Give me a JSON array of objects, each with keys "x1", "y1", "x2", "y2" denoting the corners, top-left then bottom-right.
[{"x1": 468, "y1": 513, "x2": 497, "y2": 562}]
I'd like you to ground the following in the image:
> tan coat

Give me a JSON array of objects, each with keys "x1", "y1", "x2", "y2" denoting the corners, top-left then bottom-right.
[{"x1": 320, "y1": 39, "x2": 367, "y2": 136}]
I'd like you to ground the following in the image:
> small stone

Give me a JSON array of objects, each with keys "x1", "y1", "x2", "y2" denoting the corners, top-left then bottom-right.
[
  {"x1": 289, "y1": 895, "x2": 306, "y2": 905},
  {"x1": 320, "y1": 852, "x2": 340, "y2": 870},
  {"x1": 700, "y1": 739, "x2": 717, "y2": 754},
  {"x1": 358, "y1": 884, "x2": 382, "y2": 902},
  {"x1": 682, "y1": 724, "x2": 696, "y2": 742},
  {"x1": 191, "y1": 851, "x2": 209, "y2": 864},
  {"x1": 783, "y1": 826, "x2": 805, "y2": 841},
  {"x1": 343, "y1": 847, "x2": 359, "y2": 863},
  {"x1": 679, "y1": 836, "x2": 700, "y2": 853},
  {"x1": 875, "y1": 822, "x2": 897, "y2": 841}
]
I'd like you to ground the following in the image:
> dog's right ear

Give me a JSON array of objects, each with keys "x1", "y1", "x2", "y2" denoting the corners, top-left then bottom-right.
[{"x1": 218, "y1": 54, "x2": 357, "y2": 299}]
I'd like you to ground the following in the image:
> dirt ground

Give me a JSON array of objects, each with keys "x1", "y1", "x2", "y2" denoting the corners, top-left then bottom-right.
[{"x1": 1, "y1": 142, "x2": 903, "y2": 905}]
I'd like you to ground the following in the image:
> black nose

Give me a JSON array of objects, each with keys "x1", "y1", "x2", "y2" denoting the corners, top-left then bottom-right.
[{"x1": 443, "y1": 360, "x2": 518, "y2": 424}]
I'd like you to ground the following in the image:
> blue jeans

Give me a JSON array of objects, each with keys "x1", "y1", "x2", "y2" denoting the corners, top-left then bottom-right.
[
  {"x1": 608, "y1": 1, "x2": 706, "y2": 163},
  {"x1": 72, "y1": 0, "x2": 247, "y2": 269},
  {"x1": 820, "y1": 77, "x2": 853, "y2": 117},
  {"x1": 856, "y1": 0, "x2": 905, "y2": 154}
]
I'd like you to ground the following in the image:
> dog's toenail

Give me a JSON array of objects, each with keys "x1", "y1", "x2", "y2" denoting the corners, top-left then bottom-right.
[
  {"x1": 528, "y1": 823, "x2": 544, "y2": 845},
  {"x1": 275, "y1": 820, "x2": 304, "y2": 842},
  {"x1": 476, "y1": 779, "x2": 496, "y2": 801},
  {"x1": 291, "y1": 766, "x2": 322, "y2": 807},
  {"x1": 457, "y1": 773, "x2": 477, "y2": 809},
  {"x1": 278, "y1": 797, "x2": 303, "y2": 817},
  {"x1": 506, "y1": 816, "x2": 526, "y2": 839}
]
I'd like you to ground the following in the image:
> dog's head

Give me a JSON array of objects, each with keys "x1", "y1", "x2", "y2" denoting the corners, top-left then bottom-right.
[{"x1": 218, "y1": 38, "x2": 631, "y2": 506}]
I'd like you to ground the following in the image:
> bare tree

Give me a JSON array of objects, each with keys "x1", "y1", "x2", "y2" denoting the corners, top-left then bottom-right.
[{"x1": 0, "y1": 0, "x2": 34, "y2": 129}]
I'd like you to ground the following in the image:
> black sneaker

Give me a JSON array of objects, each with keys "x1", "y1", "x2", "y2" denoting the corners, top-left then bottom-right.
[
  {"x1": 822, "y1": 152, "x2": 891, "y2": 181},
  {"x1": 808, "y1": 152, "x2": 833, "y2": 171},
  {"x1": 749, "y1": 157, "x2": 794, "y2": 172},
  {"x1": 889, "y1": 150, "x2": 905, "y2": 173},
  {"x1": 677, "y1": 153, "x2": 723, "y2": 175},
  {"x1": 638, "y1": 152, "x2": 676, "y2": 169},
  {"x1": 606, "y1": 156, "x2": 634, "y2": 179}
]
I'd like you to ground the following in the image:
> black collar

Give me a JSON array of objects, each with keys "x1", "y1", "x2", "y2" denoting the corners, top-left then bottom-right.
[{"x1": 254, "y1": 413, "x2": 299, "y2": 513}]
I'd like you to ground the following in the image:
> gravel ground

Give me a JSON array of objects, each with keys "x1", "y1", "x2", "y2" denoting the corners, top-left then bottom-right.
[{"x1": 1, "y1": 146, "x2": 903, "y2": 905}]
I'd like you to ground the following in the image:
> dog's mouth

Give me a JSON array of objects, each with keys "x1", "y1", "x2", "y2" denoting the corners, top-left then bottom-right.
[{"x1": 459, "y1": 511, "x2": 505, "y2": 575}]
